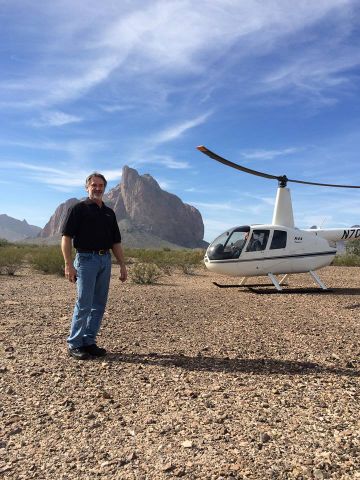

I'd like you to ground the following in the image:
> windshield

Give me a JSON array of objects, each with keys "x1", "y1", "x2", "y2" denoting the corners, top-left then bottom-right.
[{"x1": 206, "y1": 226, "x2": 250, "y2": 260}]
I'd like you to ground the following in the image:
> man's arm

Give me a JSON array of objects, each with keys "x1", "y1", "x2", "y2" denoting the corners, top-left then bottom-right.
[
  {"x1": 61, "y1": 235, "x2": 77, "y2": 283},
  {"x1": 111, "y1": 242, "x2": 127, "y2": 282}
]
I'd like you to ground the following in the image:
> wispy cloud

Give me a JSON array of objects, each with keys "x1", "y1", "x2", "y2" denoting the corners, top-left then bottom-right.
[
  {"x1": 101, "y1": 104, "x2": 135, "y2": 113},
  {"x1": 0, "y1": 161, "x2": 122, "y2": 191},
  {"x1": 241, "y1": 147, "x2": 301, "y2": 161},
  {"x1": 151, "y1": 113, "x2": 212, "y2": 145},
  {"x1": 137, "y1": 154, "x2": 190, "y2": 169},
  {"x1": 31, "y1": 110, "x2": 82, "y2": 127},
  {"x1": 129, "y1": 113, "x2": 211, "y2": 169},
  {"x1": 190, "y1": 201, "x2": 245, "y2": 213},
  {"x1": 2, "y1": 1, "x2": 357, "y2": 110},
  {"x1": 259, "y1": 47, "x2": 360, "y2": 105}
]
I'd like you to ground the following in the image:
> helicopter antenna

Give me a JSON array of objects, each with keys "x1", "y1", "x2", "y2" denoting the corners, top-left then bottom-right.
[
  {"x1": 197, "y1": 146, "x2": 360, "y2": 189},
  {"x1": 319, "y1": 217, "x2": 327, "y2": 228}
]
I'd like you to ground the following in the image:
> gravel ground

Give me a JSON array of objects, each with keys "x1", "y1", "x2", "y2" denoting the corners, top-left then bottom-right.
[{"x1": 1, "y1": 265, "x2": 360, "y2": 479}]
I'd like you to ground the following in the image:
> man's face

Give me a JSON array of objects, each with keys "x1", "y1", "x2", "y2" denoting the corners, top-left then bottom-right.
[{"x1": 86, "y1": 177, "x2": 105, "y2": 201}]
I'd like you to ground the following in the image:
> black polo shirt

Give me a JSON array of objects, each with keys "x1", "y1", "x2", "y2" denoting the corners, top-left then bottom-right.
[{"x1": 61, "y1": 199, "x2": 121, "y2": 250}]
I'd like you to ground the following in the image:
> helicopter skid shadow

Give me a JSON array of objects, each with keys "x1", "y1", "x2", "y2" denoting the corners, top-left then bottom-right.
[
  {"x1": 107, "y1": 352, "x2": 359, "y2": 377},
  {"x1": 213, "y1": 281, "x2": 288, "y2": 288},
  {"x1": 247, "y1": 287, "x2": 333, "y2": 294},
  {"x1": 247, "y1": 287, "x2": 360, "y2": 295},
  {"x1": 345, "y1": 303, "x2": 360, "y2": 309}
]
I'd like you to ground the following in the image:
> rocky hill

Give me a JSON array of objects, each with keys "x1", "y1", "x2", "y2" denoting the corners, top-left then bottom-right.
[
  {"x1": 39, "y1": 166, "x2": 206, "y2": 249},
  {"x1": 0, "y1": 214, "x2": 41, "y2": 242}
]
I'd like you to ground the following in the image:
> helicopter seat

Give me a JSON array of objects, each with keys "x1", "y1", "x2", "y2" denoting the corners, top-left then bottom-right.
[{"x1": 247, "y1": 239, "x2": 262, "y2": 252}]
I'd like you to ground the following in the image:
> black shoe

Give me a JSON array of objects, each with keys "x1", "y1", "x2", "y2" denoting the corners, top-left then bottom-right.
[
  {"x1": 83, "y1": 344, "x2": 107, "y2": 357},
  {"x1": 68, "y1": 346, "x2": 90, "y2": 360}
]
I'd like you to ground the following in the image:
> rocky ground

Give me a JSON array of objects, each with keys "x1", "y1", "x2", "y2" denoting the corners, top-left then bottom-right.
[{"x1": 1, "y1": 265, "x2": 360, "y2": 479}]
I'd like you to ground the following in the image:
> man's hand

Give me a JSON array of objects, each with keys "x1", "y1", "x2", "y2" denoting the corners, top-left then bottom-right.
[
  {"x1": 65, "y1": 264, "x2": 77, "y2": 283},
  {"x1": 119, "y1": 264, "x2": 127, "y2": 282},
  {"x1": 112, "y1": 243, "x2": 127, "y2": 282}
]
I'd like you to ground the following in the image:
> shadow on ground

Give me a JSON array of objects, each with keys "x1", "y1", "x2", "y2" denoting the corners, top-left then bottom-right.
[
  {"x1": 107, "y1": 352, "x2": 359, "y2": 377},
  {"x1": 247, "y1": 287, "x2": 360, "y2": 295}
]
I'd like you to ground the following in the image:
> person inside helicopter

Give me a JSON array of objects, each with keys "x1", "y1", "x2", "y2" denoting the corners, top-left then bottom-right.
[{"x1": 246, "y1": 230, "x2": 269, "y2": 252}]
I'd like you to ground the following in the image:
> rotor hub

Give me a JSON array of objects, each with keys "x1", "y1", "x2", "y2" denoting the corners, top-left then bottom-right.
[{"x1": 278, "y1": 175, "x2": 288, "y2": 188}]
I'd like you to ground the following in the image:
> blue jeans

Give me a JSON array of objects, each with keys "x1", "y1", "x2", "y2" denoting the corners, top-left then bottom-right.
[{"x1": 67, "y1": 252, "x2": 112, "y2": 349}]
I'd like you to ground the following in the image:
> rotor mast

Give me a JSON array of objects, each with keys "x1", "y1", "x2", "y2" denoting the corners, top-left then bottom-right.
[{"x1": 272, "y1": 185, "x2": 295, "y2": 227}]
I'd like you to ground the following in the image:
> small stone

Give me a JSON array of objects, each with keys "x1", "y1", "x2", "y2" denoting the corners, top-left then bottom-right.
[
  {"x1": 181, "y1": 440, "x2": 193, "y2": 448},
  {"x1": 127, "y1": 452, "x2": 137, "y2": 462},
  {"x1": 63, "y1": 400, "x2": 75, "y2": 411},
  {"x1": 161, "y1": 462, "x2": 175, "y2": 472},
  {"x1": 313, "y1": 469, "x2": 324, "y2": 480},
  {"x1": 346, "y1": 361, "x2": 355, "y2": 368},
  {"x1": 259, "y1": 433, "x2": 271, "y2": 443},
  {"x1": 0, "y1": 465, "x2": 12, "y2": 474}
]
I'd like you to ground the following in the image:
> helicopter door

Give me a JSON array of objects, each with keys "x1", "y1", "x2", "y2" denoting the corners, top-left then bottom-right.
[
  {"x1": 270, "y1": 230, "x2": 287, "y2": 250},
  {"x1": 245, "y1": 229, "x2": 270, "y2": 253}
]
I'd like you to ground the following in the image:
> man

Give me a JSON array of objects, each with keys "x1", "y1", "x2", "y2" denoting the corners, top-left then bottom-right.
[{"x1": 61, "y1": 172, "x2": 127, "y2": 360}]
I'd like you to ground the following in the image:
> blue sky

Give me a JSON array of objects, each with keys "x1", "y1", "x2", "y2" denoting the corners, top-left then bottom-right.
[{"x1": 1, "y1": 0, "x2": 360, "y2": 242}]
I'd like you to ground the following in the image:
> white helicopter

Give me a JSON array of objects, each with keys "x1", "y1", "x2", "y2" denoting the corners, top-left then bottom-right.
[{"x1": 197, "y1": 145, "x2": 360, "y2": 292}]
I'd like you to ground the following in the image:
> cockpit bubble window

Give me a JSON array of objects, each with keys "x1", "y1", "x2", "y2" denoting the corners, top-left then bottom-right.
[
  {"x1": 270, "y1": 230, "x2": 287, "y2": 249},
  {"x1": 246, "y1": 229, "x2": 270, "y2": 252},
  {"x1": 206, "y1": 226, "x2": 250, "y2": 260}
]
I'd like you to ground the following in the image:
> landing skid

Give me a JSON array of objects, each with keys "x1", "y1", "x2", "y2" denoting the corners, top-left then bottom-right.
[
  {"x1": 249, "y1": 271, "x2": 331, "y2": 294},
  {"x1": 213, "y1": 271, "x2": 331, "y2": 293}
]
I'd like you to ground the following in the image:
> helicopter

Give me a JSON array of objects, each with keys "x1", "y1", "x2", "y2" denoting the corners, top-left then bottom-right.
[{"x1": 197, "y1": 145, "x2": 360, "y2": 292}]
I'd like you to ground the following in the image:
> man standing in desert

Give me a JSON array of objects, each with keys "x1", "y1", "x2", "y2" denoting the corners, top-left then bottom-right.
[{"x1": 61, "y1": 172, "x2": 127, "y2": 360}]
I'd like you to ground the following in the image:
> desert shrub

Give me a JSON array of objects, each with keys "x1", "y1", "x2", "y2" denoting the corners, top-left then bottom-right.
[
  {"x1": 0, "y1": 238, "x2": 10, "y2": 247},
  {"x1": 179, "y1": 262, "x2": 196, "y2": 275},
  {"x1": 124, "y1": 248, "x2": 205, "y2": 275},
  {"x1": 346, "y1": 239, "x2": 360, "y2": 256},
  {"x1": 130, "y1": 262, "x2": 162, "y2": 284},
  {"x1": 0, "y1": 246, "x2": 26, "y2": 275},
  {"x1": 172, "y1": 250, "x2": 205, "y2": 274},
  {"x1": 30, "y1": 246, "x2": 65, "y2": 276},
  {"x1": 332, "y1": 254, "x2": 360, "y2": 267}
]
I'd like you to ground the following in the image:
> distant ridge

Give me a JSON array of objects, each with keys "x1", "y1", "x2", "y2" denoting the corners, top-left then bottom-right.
[{"x1": 0, "y1": 214, "x2": 41, "y2": 242}]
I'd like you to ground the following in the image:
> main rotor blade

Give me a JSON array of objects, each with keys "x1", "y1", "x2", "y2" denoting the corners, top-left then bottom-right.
[
  {"x1": 197, "y1": 145, "x2": 278, "y2": 180},
  {"x1": 285, "y1": 178, "x2": 360, "y2": 188},
  {"x1": 197, "y1": 145, "x2": 360, "y2": 188}
]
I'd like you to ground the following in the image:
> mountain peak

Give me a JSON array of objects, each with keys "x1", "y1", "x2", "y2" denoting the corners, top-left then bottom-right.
[{"x1": 37, "y1": 166, "x2": 205, "y2": 248}]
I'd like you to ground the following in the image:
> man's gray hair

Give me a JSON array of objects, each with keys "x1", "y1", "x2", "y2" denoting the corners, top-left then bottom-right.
[{"x1": 85, "y1": 172, "x2": 107, "y2": 188}]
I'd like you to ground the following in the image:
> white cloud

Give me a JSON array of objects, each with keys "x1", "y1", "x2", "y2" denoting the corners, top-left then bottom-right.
[
  {"x1": 191, "y1": 200, "x2": 245, "y2": 213},
  {"x1": 152, "y1": 113, "x2": 211, "y2": 145},
  {"x1": 241, "y1": 147, "x2": 301, "y2": 161},
  {"x1": 101, "y1": 104, "x2": 134, "y2": 113},
  {"x1": 31, "y1": 111, "x2": 82, "y2": 127},
  {"x1": 135, "y1": 154, "x2": 190, "y2": 169},
  {"x1": 128, "y1": 113, "x2": 210, "y2": 169},
  {"x1": 0, "y1": 161, "x2": 121, "y2": 190}
]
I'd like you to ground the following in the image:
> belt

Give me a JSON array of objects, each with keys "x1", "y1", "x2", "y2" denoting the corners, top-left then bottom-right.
[{"x1": 77, "y1": 249, "x2": 110, "y2": 255}]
